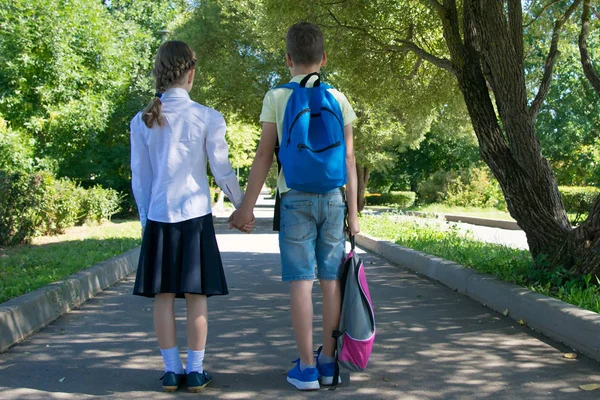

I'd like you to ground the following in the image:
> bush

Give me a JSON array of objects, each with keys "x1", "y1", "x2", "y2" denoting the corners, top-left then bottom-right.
[
  {"x1": 366, "y1": 191, "x2": 416, "y2": 209},
  {"x1": 51, "y1": 179, "x2": 84, "y2": 233},
  {"x1": 0, "y1": 119, "x2": 34, "y2": 173},
  {"x1": 80, "y1": 186, "x2": 122, "y2": 224},
  {"x1": 445, "y1": 166, "x2": 506, "y2": 210},
  {"x1": 417, "y1": 170, "x2": 458, "y2": 204},
  {"x1": 559, "y1": 186, "x2": 600, "y2": 214},
  {"x1": 0, "y1": 170, "x2": 54, "y2": 245},
  {"x1": 0, "y1": 169, "x2": 122, "y2": 245}
]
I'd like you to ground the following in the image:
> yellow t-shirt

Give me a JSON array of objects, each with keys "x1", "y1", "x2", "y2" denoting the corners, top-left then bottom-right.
[{"x1": 259, "y1": 74, "x2": 357, "y2": 194}]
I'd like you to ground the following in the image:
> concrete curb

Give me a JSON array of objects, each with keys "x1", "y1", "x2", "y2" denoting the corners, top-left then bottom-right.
[
  {"x1": 0, "y1": 247, "x2": 140, "y2": 352},
  {"x1": 356, "y1": 233, "x2": 600, "y2": 362},
  {"x1": 444, "y1": 214, "x2": 521, "y2": 230},
  {"x1": 365, "y1": 208, "x2": 522, "y2": 230}
]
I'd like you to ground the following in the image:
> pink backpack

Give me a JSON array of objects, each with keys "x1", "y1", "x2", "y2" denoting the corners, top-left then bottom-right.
[{"x1": 332, "y1": 236, "x2": 376, "y2": 384}]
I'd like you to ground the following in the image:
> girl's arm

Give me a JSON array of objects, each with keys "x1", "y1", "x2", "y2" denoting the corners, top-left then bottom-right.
[
  {"x1": 205, "y1": 111, "x2": 244, "y2": 209},
  {"x1": 130, "y1": 116, "x2": 152, "y2": 228},
  {"x1": 344, "y1": 123, "x2": 360, "y2": 235}
]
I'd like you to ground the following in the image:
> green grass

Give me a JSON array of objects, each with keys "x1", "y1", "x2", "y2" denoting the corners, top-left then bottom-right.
[
  {"x1": 366, "y1": 203, "x2": 587, "y2": 225},
  {"x1": 360, "y1": 214, "x2": 600, "y2": 314},
  {"x1": 0, "y1": 220, "x2": 142, "y2": 303}
]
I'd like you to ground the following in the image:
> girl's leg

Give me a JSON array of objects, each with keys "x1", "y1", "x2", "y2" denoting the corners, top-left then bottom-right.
[
  {"x1": 154, "y1": 293, "x2": 177, "y2": 348},
  {"x1": 185, "y1": 293, "x2": 208, "y2": 350},
  {"x1": 290, "y1": 280, "x2": 315, "y2": 365},
  {"x1": 185, "y1": 294, "x2": 208, "y2": 374},
  {"x1": 154, "y1": 293, "x2": 184, "y2": 374},
  {"x1": 319, "y1": 279, "x2": 341, "y2": 357}
]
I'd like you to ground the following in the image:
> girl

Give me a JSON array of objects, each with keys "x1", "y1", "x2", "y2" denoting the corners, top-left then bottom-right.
[{"x1": 130, "y1": 40, "x2": 252, "y2": 392}]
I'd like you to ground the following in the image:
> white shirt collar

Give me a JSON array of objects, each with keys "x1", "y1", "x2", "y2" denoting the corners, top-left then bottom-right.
[{"x1": 161, "y1": 87, "x2": 190, "y2": 100}]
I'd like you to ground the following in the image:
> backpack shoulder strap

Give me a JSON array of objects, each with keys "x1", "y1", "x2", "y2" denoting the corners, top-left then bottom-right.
[{"x1": 274, "y1": 82, "x2": 300, "y2": 90}]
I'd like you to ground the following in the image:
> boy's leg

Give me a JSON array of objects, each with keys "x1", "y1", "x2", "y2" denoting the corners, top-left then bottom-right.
[
  {"x1": 290, "y1": 280, "x2": 315, "y2": 365},
  {"x1": 279, "y1": 191, "x2": 320, "y2": 390},
  {"x1": 314, "y1": 189, "x2": 345, "y2": 384},
  {"x1": 319, "y1": 279, "x2": 341, "y2": 357}
]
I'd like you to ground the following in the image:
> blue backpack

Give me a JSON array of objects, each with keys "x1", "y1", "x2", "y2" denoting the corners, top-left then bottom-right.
[{"x1": 276, "y1": 73, "x2": 347, "y2": 193}]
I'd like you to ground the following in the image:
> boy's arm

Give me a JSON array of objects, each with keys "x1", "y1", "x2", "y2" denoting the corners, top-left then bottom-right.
[
  {"x1": 344, "y1": 123, "x2": 360, "y2": 235},
  {"x1": 230, "y1": 122, "x2": 277, "y2": 228}
]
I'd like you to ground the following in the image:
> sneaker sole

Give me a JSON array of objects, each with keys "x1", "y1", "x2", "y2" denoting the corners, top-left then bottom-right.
[
  {"x1": 287, "y1": 377, "x2": 320, "y2": 391},
  {"x1": 320, "y1": 376, "x2": 342, "y2": 386},
  {"x1": 162, "y1": 385, "x2": 178, "y2": 392},
  {"x1": 188, "y1": 381, "x2": 211, "y2": 393}
]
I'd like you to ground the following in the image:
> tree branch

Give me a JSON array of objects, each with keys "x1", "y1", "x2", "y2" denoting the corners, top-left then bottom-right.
[
  {"x1": 326, "y1": 9, "x2": 456, "y2": 74},
  {"x1": 529, "y1": 0, "x2": 581, "y2": 121},
  {"x1": 523, "y1": 0, "x2": 562, "y2": 28},
  {"x1": 388, "y1": 40, "x2": 455, "y2": 73},
  {"x1": 579, "y1": 0, "x2": 600, "y2": 96}
]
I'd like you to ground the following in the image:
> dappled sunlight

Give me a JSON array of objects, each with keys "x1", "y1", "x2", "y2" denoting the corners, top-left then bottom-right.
[{"x1": 1, "y1": 223, "x2": 599, "y2": 399}]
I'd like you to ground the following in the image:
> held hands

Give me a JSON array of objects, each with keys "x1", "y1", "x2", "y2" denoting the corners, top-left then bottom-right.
[{"x1": 228, "y1": 208, "x2": 255, "y2": 233}]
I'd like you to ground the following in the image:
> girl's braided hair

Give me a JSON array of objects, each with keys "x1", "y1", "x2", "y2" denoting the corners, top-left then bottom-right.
[{"x1": 142, "y1": 41, "x2": 197, "y2": 128}]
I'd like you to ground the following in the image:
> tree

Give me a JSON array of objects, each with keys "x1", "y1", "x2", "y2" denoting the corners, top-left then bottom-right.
[
  {"x1": 261, "y1": 1, "x2": 465, "y2": 210},
  {"x1": 174, "y1": 0, "x2": 287, "y2": 122},
  {"x1": 261, "y1": 0, "x2": 600, "y2": 273},
  {"x1": 525, "y1": 3, "x2": 600, "y2": 186}
]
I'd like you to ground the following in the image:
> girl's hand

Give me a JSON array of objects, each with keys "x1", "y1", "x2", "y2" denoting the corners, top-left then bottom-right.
[
  {"x1": 229, "y1": 209, "x2": 255, "y2": 233},
  {"x1": 347, "y1": 215, "x2": 360, "y2": 236}
]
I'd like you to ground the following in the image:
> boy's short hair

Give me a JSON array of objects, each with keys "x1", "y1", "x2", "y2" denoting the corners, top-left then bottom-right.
[{"x1": 286, "y1": 22, "x2": 324, "y2": 66}]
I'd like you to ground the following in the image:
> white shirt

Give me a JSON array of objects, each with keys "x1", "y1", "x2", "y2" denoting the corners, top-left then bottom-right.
[{"x1": 130, "y1": 88, "x2": 243, "y2": 227}]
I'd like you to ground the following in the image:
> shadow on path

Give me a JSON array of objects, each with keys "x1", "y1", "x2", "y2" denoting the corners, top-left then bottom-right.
[{"x1": 0, "y1": 223, "x2": 599, "y2": 399}]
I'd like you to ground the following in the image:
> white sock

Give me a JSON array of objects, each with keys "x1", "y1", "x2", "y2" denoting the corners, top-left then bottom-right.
[
  {"x1": 160, "y1": 346, "x2": 184, "y2": 374},
  {"x1": 318, "y1": 353, "x2": 336, "y2": 365},
  {"x1": 187, "y1": 349, "x2": 205, "y2": 374}
]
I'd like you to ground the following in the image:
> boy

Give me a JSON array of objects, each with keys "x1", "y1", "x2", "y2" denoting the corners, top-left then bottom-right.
[{"x1": 230, "y1": 22, "x2": 360, "y2": 390}]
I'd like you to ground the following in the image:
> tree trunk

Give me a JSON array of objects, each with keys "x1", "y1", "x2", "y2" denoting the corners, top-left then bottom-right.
[
  {"x1": 432, "y1": 0, "x2": 600, "y2": 274},
  {"x1": 356, "y1": 163, "x2": 370, "y2": 212}
]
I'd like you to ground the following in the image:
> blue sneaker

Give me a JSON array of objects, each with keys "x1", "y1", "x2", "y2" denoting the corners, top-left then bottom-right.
[
  {"x1": 287, "y1": 359, "x2": 320, "y2": 391},
  {"x1": 315, "y1": 347, "x2": 342, "y2": 386}
]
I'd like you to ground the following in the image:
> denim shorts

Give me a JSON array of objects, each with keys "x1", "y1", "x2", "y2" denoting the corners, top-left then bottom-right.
[{"x1": 279, "y1": 188, "x2": 346, "y2": 281}]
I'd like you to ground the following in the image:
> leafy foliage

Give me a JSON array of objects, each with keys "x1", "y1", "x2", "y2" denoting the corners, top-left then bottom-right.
[
  {"x1": 365, "y1": 191, "x2": 416, "y2": 209},
  {"x1": 0, "y1": 169, "x2": 121, "y2": 245},
  {"x1": 560, "y1": 186, "x2": 600, "y2": 215}
]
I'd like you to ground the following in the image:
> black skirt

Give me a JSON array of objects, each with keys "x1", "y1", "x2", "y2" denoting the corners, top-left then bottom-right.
[{"x1": 133, "y1": 214, "x2": 228, "y2": 298}]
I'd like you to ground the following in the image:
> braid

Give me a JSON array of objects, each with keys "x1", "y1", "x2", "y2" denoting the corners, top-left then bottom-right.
[{"x1": 142, "y1": 41, "x2": 197, "y2": 128}]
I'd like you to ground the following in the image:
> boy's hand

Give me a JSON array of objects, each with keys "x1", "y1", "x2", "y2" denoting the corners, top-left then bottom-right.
[
  {"x1": 229, "y1": 209, "x2": 255, "y2": 233},
  {"x1": 347, "y1": 215, "x2": 360, "y2": 236}
]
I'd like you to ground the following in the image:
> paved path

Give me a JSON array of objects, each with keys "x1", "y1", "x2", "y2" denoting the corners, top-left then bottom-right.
[{"x1": 1, "y1": 220, "x2": 599, "y2": 399}]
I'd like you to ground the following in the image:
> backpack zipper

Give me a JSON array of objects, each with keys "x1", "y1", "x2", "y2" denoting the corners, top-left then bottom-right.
[
  {"x1": 287, "y1": 108, "x2": 310, "y2": 147},
  {"x1": 298, "y1": 141, "x2": 341, "y2": 153},
  {"x1": 321, "y1": 107, "x2": 344, "y2": 131}
]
